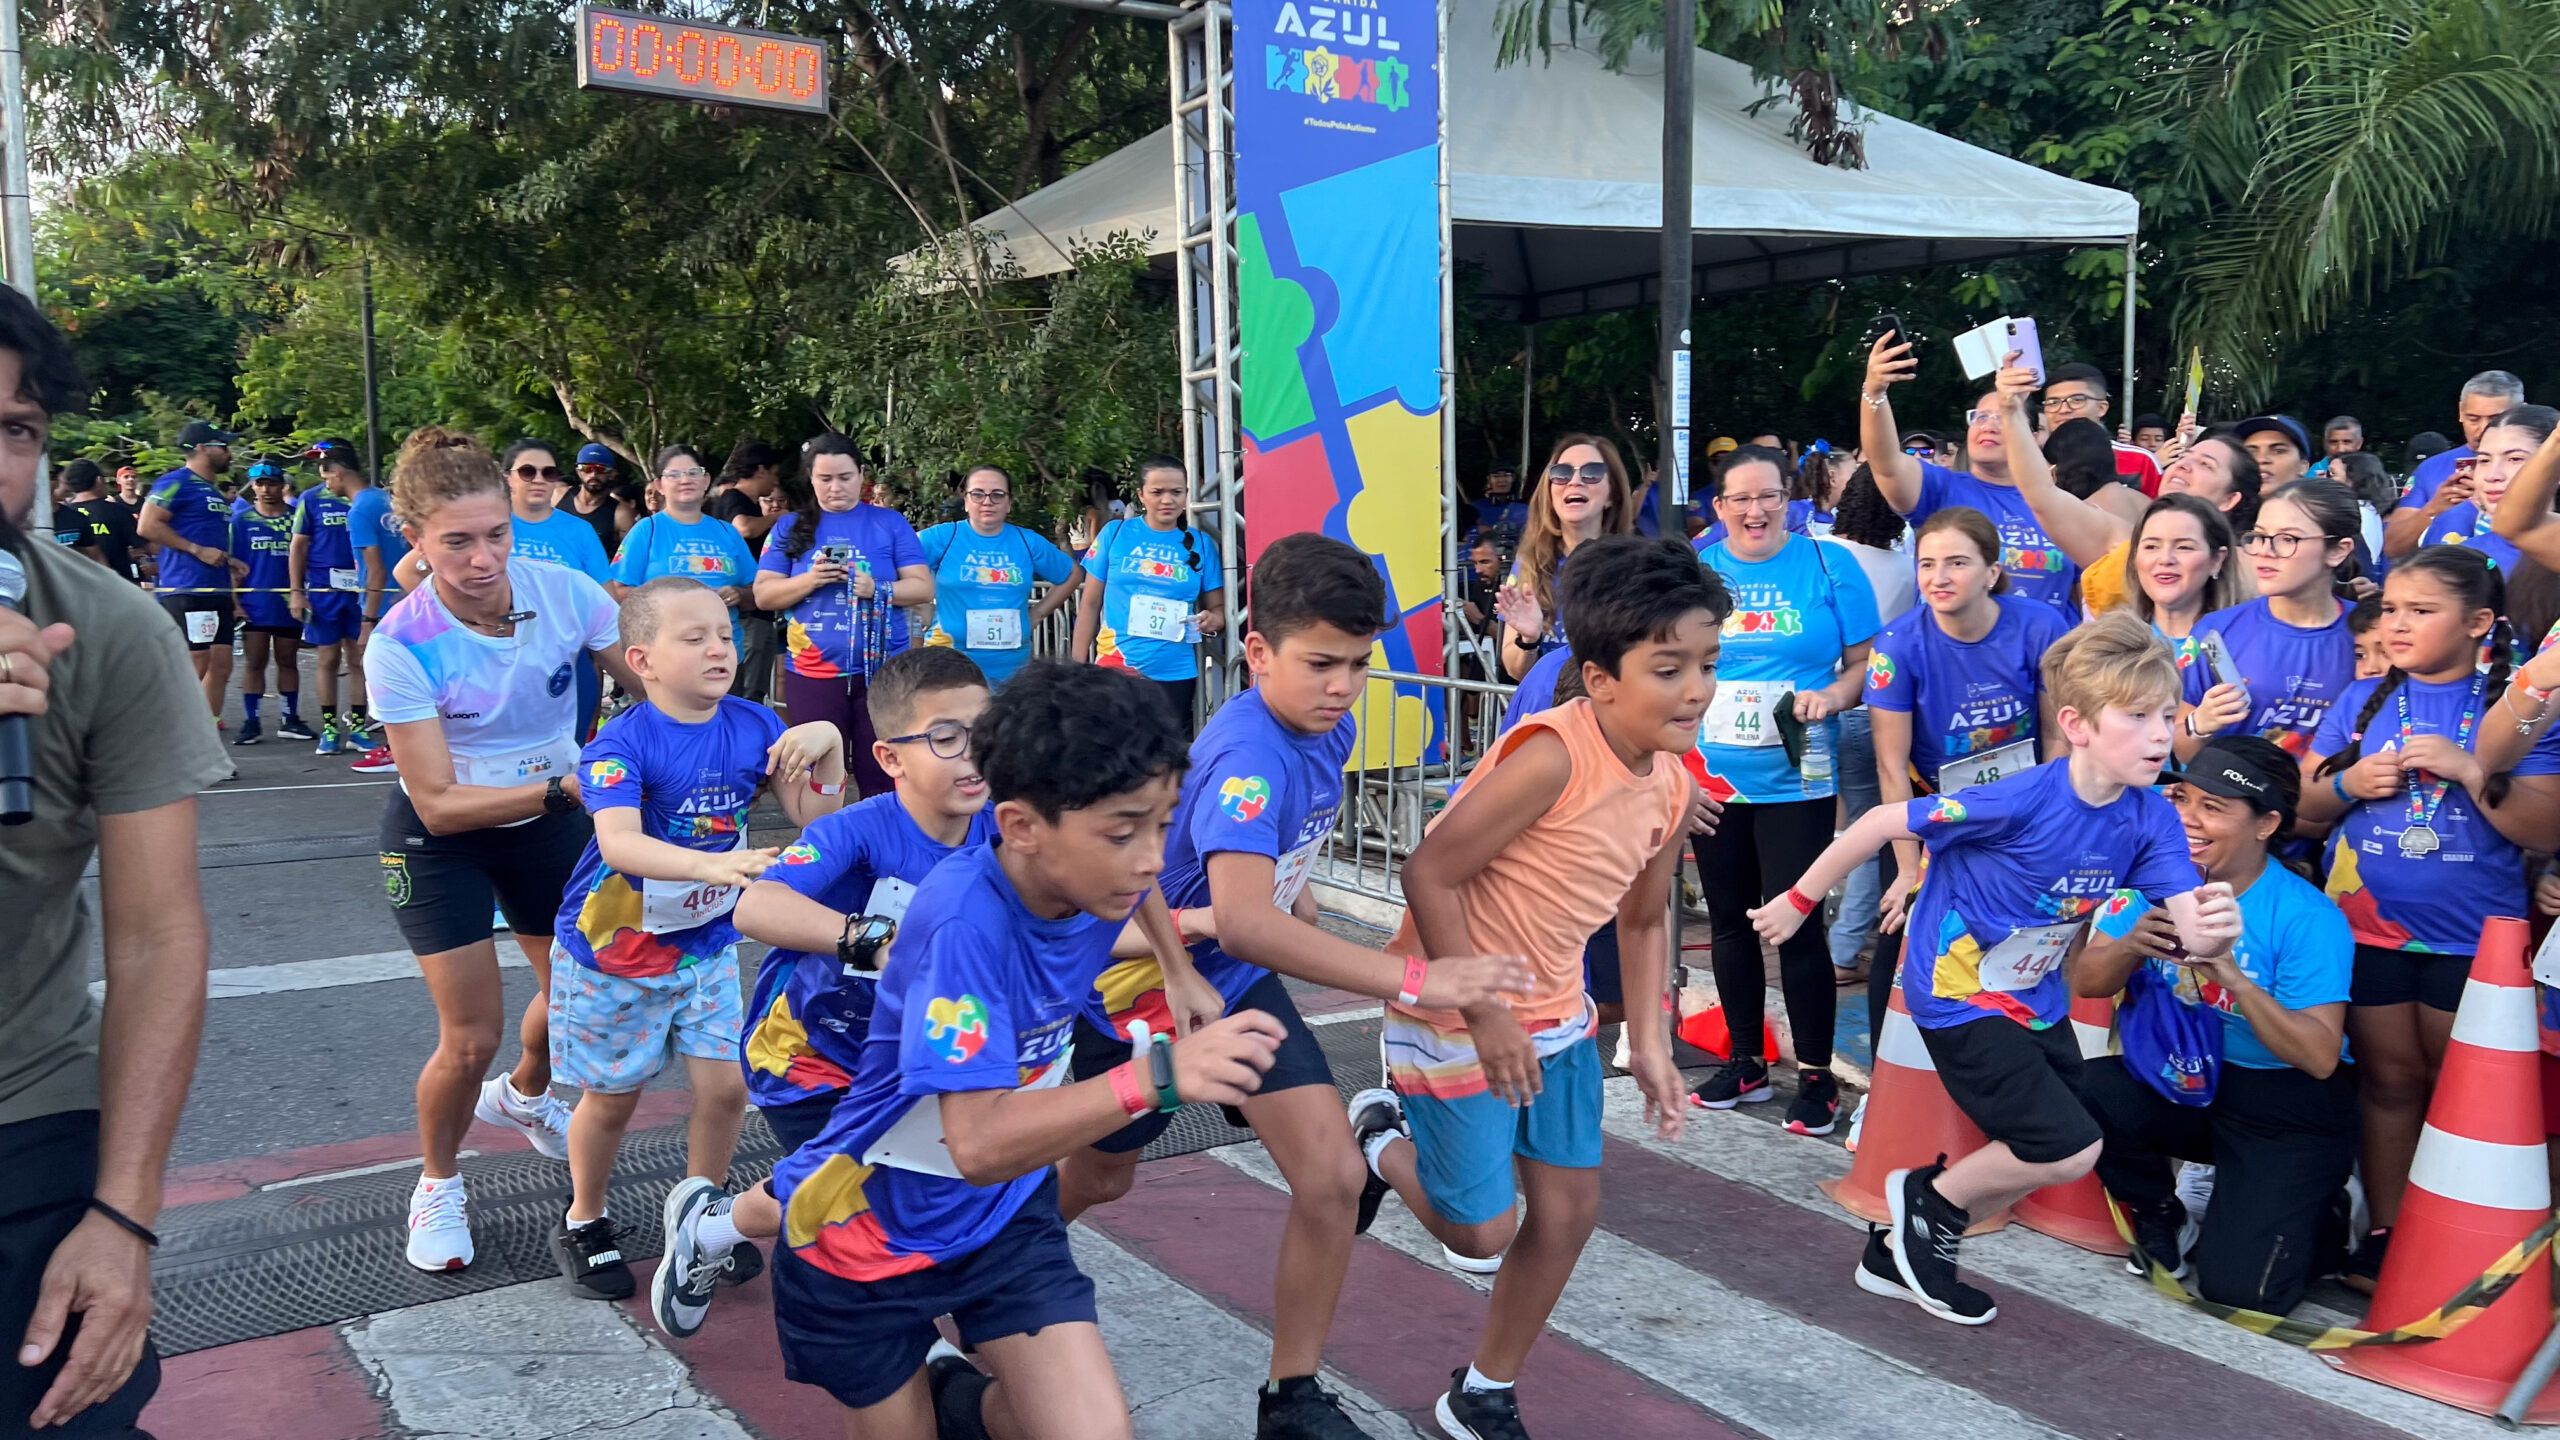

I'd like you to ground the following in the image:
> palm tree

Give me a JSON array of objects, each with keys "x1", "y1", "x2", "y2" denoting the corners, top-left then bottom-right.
[{"x1": 2137, "y1": 0, "x2": 2560, "y2": 400}]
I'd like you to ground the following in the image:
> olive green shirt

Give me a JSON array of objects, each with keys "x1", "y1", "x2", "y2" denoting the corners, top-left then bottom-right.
[{"x1": 0, "y1": 537, "x2": 227, "y2": 1125}]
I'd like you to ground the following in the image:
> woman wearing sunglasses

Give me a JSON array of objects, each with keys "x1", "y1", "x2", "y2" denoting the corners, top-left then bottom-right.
[
  {"x1": 916, "y1": 464, "x2": 1084, "y2": 686},
  {"x1": 1493, "y1": 434, "x2": 1634, "y2": 680},
  {"x1": 1071, "y1": 456, "x2": 1226, "y2": 732}
]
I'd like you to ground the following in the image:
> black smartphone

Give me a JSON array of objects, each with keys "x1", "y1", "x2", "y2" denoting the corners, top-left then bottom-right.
[{"x1": 1862, "y1": 312, "x2": 1907, "y2": 352}]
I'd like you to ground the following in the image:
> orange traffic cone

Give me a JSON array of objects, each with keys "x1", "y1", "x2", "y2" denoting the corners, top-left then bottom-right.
[
  {"x1": 1676, "y1": 1004, "x2": 1779, "y2": 1064},
  {"x1": 1819, "y1": 976, "x2": 2009, "y2": 1235},
  {"x1": 2013, "y1": 992, "x2": 2129, "y2": 1256},
  {"x1": 2332, "y1": 917, "x2": 2560, "y2": 1420}
]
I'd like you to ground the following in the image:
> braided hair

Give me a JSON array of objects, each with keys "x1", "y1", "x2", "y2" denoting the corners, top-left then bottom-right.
[
  {"x1": 2314, "y1": 544, "x2": 2513, "y2": 808},
  {"x1": 1135, "y1": 456, "x2": 1201, "y2": 576}
]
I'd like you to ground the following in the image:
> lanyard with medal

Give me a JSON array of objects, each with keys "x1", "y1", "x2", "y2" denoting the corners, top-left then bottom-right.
[{"x1": 2394, "y1": 675, "x2": 2483, "y2": 858}]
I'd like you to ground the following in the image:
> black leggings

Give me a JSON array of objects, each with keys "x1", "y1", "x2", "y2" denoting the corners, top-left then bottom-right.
[{"x1": 1696, "y1": 796, "x2": 1838, "y2": 1069}]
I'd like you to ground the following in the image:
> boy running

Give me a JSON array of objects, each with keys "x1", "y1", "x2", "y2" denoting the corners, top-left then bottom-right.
[
  {"x1": 548, "y1": 576, "x2": 847, "y2": 1300},
  {"x1": 767, "y1": 661, "x2": 1285, "y2": 1440},
  {"x1": 1353, "y1": 535, "x2": 1716, "y2": 1440},
  {"x1": 1749, "y1": 609, "x2": 2242, "y2": 1325},
  {"x1": 1055, "y1": 532, "x2": 1533, "y2": 1440}
]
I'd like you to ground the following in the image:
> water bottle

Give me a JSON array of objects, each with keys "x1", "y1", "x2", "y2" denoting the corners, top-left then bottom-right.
[{"x1": 1800, "y1": 718, "x2": 1834, "y2": 785}]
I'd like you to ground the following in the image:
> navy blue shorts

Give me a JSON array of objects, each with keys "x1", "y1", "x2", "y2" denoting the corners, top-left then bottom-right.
[
  {"x1": 771, "y1": 1174, "x2": 1095, "y2": 1410},
  {"x1": 1583, "y1": 920, "x2": 1624, "y2": 1008},
  {"x1": 1069, "y1": 969, "x2": 1334, "y2": 1154},
  {"x1": 760, "y1": 1092, "x2": 840, "y2": 1156},
  {"x1": 302, "y1": 590, "x2": 363, "y2": 646}
]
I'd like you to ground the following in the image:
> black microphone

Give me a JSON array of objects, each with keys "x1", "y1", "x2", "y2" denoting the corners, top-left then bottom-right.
[{"x1": 0, "y1": 549, "x2": 35, "y2": 824}]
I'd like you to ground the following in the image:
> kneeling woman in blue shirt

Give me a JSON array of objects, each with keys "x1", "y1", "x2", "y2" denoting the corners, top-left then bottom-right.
[{"x1": 2074, "y1": 735, "x2": 2355, "y2": 1315}]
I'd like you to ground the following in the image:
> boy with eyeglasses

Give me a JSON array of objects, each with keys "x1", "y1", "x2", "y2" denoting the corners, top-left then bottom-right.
[{"x1": 2040, "y1": 362, "x2": 2163, "y2": 496}]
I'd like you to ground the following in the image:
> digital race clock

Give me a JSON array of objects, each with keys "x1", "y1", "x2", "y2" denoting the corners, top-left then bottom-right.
[{"x1": 575, "y1": 4, "x2": 828, "y2": 116}]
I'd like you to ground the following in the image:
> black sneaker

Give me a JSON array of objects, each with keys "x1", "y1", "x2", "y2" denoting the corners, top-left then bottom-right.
[
  {"x1": 928, "y1": 1342, "x2": 994, "y2": 1440},
  {"x1": 1688, "y1": 1057, "x2": 1772, "y2": 1110},
  {"x1": 553, "y1": 1214, "x2": 635, "y2": 1300},
  {"x1": 1435, "y1": 1369, "x2": 1529, "y2": 1440},
  {"x1": 1346, "y1": 1087, "x2": 1405, "y2": 1236},
  {"x1": 2123, "y1": 1201, "x2": 2195, "y2": 1281},
  {"x1": 1883, "y1": 1162, "x2": 1996, "y2": 1325},
  {"x1": 1257, "y1": 1375, "x2": 1376, "y2": 1439},
  {"x1": 231, "y1": 715, "x2": 263, "y2": 746},
  {"x1": 2341, "y1": 1227, "x2": 2392, "y2": 1295},
  {"x1": 275, "y1": 716, "x2": 318, "y2": 741},
  {"x1": 718, "y1": 1237, "x2": 764, "y2": 1285},
  {"x1": 1851, "y1": 1224, "x2": 1917, "y2": 1305},
  {"x1": 1784, "y1": 1069, "x2": 1839, "y2": 1136}
]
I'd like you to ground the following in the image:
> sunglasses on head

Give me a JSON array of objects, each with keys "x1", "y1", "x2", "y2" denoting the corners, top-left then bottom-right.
[{"x1": 514, "y1": 464, "x2": 561, "y2": 480}]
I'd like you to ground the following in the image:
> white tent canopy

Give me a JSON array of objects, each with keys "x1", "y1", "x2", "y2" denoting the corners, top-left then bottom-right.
[{"x1": 944, "y1": 0, "x2": 2138, "y2": 318}]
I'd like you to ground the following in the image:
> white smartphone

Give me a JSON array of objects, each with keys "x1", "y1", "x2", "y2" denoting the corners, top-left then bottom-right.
[
  {"x1": 2198, "y1": 629, "x2": 2248, "y2": 700},
  {"x1": 1952, "y1": 316, "x2": 2048, "y2": 385}
]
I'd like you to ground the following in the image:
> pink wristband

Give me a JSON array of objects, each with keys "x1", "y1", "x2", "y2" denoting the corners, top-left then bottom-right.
[
  {"x1": 1397, "y1": 955, "x2": 1428, "y2": 1006},
  {"x1": 1108, "y1": 1063, "x2": 1151, "y2": 1118},
  {"x1": 1784, "y1": 886, "x2": 1818, "y2": 917}
]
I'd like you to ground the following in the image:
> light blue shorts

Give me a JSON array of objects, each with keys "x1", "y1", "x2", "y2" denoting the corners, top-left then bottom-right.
[
  {"x1": 1402, "y1": 1036, "x2": 1603, "y2": 1226},
  {"x1": 549, "y1": 946, "x2": 744, "y2": 1094}
]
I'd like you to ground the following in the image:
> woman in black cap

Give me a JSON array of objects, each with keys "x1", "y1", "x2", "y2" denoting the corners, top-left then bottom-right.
[{"x1": 2071, "y1": 734, "x2": 2356, "y2": 1315}]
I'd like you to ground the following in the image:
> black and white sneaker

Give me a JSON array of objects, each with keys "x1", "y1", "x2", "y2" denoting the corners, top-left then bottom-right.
[
  {"x1": 1688, "y1": 1057, "x2": 1772, "y2": 1110},
  {"x1": 1434, "y1": 1369, "x2": 1530, "y2": 1440},
  {"x1": 928, "y1": 1339, "x2": 994, "y2": 1439},
  {"x1": 553, "y1": 1213, "x2": 635, "y2": 1301},
  {"x1": 651, "y1": 1179, "x2": 725, "y2": 1337},
  {"x1": 719, "y1": 1236, "x2": 764, "y2": 1285},
  {"x1": 2124, "y1": 1200, "x2": 2196, "y2": 1281},
  {"x1": 1852, "y1": 1224, "x2": 1918, "y2": 1305},
  {"x1": 1882, "y1": 1162, "x2": 1996, "y2": 1325},
  {"x1": 1346, "y1": 1087, "x2": 1406, "y2": 1236},
  {"x1": 1784, "y1": 1069, "x2": 1839, "y2": 1136},
  {"x1": 1257, "y1": 1375, "x2": 1377, "y2": 1439}
]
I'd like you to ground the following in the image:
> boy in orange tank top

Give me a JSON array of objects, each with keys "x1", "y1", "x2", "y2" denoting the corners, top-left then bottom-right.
[{"x1": 1348, "y1": 535, "x2": 1728, "y2": 1440}]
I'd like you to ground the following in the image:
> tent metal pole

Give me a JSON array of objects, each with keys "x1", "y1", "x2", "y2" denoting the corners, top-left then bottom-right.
[
  {"x1": 1658, "y1": 0, "x2": 1693, "y2": 539},
  {"x1": 2121, "y1": 232, "x2": 2138, "y2": 415},
  {"x1": 1520, "y1": 321, "x2": 1534, "y2": 476}
]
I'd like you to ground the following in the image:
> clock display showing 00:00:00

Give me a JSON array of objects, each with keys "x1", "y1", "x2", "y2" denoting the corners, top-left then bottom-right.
[{"x1": 585, "y1": 14, "x2": 822, "y2": 102}]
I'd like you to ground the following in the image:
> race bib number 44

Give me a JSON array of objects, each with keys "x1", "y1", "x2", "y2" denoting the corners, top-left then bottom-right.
[{"x1": 1702, "y1": 681, "x2": 1784, "y2": 748}]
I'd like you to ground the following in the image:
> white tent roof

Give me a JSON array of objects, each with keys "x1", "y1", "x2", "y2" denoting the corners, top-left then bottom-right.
[{"x1": 947, "y1": 0, "x2": 2137, "y2": 317}]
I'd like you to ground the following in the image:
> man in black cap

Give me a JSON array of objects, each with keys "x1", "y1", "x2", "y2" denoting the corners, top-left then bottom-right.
[
  {"x1": 2071, "y1": 735, "x2": 2357, "y2": 1315},
  {"x1": 135, "y1": 421, "x2": 247, "y2": 727}
]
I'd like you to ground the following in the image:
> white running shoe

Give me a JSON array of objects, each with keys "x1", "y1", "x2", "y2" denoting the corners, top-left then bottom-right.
[
  {"x1": 1442, "y1": 1243, "x2": 1505, "y2": 1275},
  {"x1": 406, "y1": 1174, "x2": 474, "y2": 1272},
  {"x1": 475, "y1": 1076, "x2": 574, "y2": 1160},
  {"x1": 1845, "y1": 1092, "x2": 1870, "y2": 1154}
]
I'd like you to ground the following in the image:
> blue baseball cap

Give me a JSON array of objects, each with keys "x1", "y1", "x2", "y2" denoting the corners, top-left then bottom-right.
[
  {"x1": 2232, "y1": 415, "x2": 2312, "y2": 456},
  {"x1": 246, "y1": 460, "x2": 287, "y2": 484},
  {"x1": 576, "y1": 443, "x2": 616, "y2": 467}
]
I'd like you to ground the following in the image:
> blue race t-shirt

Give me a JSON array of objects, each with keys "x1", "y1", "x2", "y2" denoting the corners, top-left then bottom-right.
[
  {"x1": 1695, "y1": 532, "x2": 1880, "y2": 804},
  {"x1": 1896, "y1": 461, "x2": 2078, "y2": 612},
  {"x1": 146, "y1": 467, "x2": 232, "y2": 594},
  {"x1": 773, "y1": 843, "x2": 1119, "y2": 1279},
  {"x1": 2182, "y1": 597, "x2": 2357, "y2": 758},
  {"x1": 760, "y1": 506, "x2": 926, "y2": 679},
  {"x1": 2400, "y1": 446, "x2": 2474, "y2": 513},
  {"x1": 293, "y1": 487, "x2": 356, "y2": 588},
  {"x1": 614, "y1": 511, "x2": 757, "y2": 649},
  {"x1": 1900, "y1": 762, "x2": 2200, "y2": 1030},
  {"x1": 916, "y1": 522, "x2": 1078, "y2": 685},
  {"x1": 1697, "y1": 499, "x2": 1822, "y2": 551},
  {"x1": 741, "y1": 796, "x2": 996, "y2": 1110},
  {"x1": 2420, "y1": 506, "x2": 2525, "y2": 575},
  {"x1": 344, "y1": 484, "x2": 408, "y2": 586},
  {"x1": 2315, "y1": 674, "x2": 2560, "y2": 954},
  {"x1": 1087, "y1": 687, "x2": 1356, "y2": 1035},
  {"x1": 1500, "y1": 646, "x2": 1577, "y2": 735},
  {"x1": 1091, "y1": 517, "x2": 1222, "y2": 681},
  {"x1": 2094, "y1": 865, "x2": 2352, "y2": 1071},
  {"x1": 1863, "y1": 594, "x2": 2071, "y2": 786},
  {"x1": 554, "y1": 696, "x2": 785, "y2": 977},
  {"x1": 232, "y1": 507, "x2": 296, "y2": 628},
  {"x1": 511, "y1": 507, "x2": 613, "y2": 583}
]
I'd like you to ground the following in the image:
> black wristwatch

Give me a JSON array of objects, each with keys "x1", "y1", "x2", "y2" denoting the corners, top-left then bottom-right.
[
  {"x1": 838, "y1": 913, "x2": 897, "y2": 974},
  {"x1": 543, "y1": 776, "x2": 576, "y2": 815}
]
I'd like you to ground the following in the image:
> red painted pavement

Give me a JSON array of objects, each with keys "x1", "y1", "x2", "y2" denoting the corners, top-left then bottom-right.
[
  {"x1": 1078, "y1": 1152, "x2": 1744, "y2": 1438},
  {"x1": 140, "y1": 1324, "x2": 388, "y2": 1440},
  {"x1": 1595, "y1": 1137, "x2": 2413, "y2": 1440},
  {"x1": 162, "y1": 1090, "x2": 703, "y2": 1208}
]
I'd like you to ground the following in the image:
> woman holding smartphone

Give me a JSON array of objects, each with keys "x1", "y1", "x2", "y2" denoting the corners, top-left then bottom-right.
[{"x1": 751, "y1": 436, "x2": 932, "y2": 797}]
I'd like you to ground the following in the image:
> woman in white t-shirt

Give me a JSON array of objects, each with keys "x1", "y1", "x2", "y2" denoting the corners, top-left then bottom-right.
[{"x1": 363, "y1": 427, "x2": 646, "y2": 1275}]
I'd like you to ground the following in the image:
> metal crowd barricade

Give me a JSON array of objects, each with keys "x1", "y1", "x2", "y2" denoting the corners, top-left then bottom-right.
[{"x1": 1322, "y1": 665, "x2": 1519, "y2": 905}]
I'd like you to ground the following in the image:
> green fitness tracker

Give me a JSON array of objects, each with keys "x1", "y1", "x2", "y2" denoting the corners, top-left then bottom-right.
[{"x1": 1146, "y1": 1034, "x2": 1179, "y2": 1113}]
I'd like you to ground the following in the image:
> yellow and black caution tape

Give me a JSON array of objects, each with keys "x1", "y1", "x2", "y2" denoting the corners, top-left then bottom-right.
[{"x1": 2107, "y1": 1191, "x2": 2560, "y2": 1350}]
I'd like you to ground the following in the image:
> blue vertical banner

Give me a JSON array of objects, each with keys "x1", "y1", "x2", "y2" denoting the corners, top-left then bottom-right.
[{"x1": 1236, "y1": 0, "x2": 1446, "y2": 768}]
